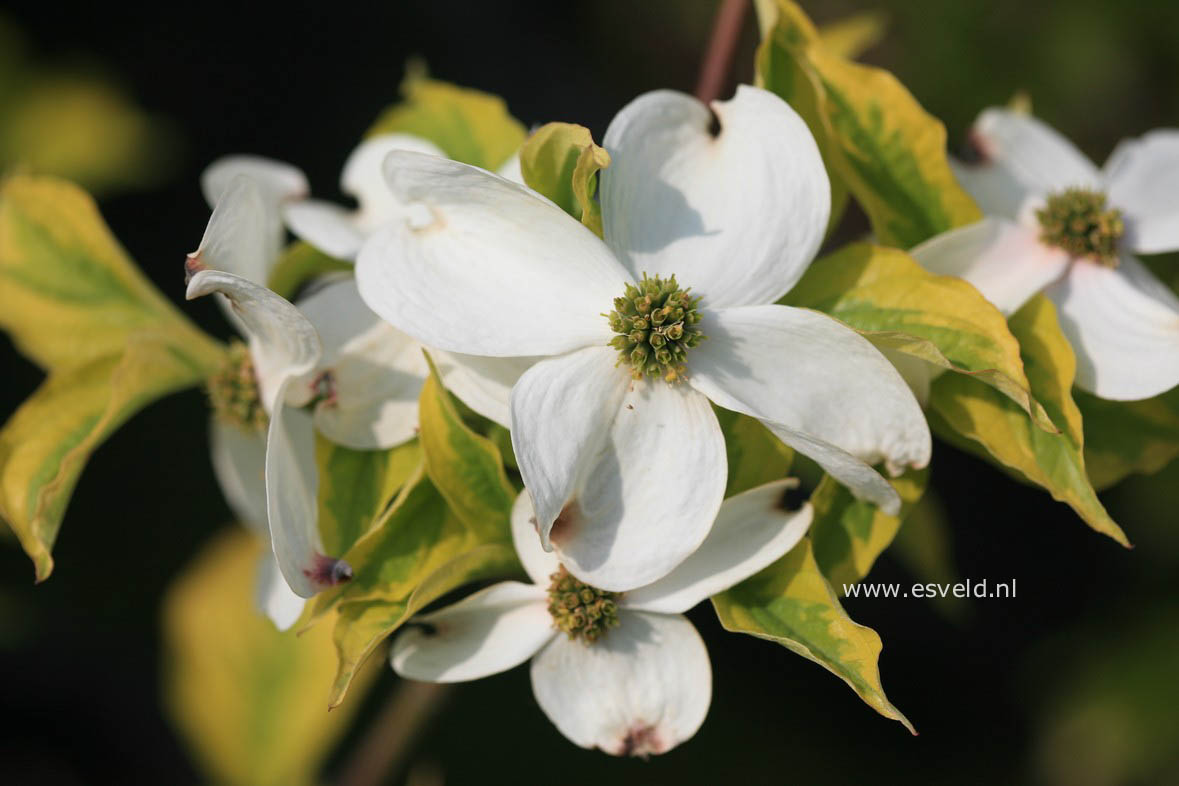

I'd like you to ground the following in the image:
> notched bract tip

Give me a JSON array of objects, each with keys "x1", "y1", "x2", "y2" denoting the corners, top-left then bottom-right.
[
  {"x1": 618, "y1": 724, "x2": 664, "y2": 758},
  {"x1": 183, "y1": 253, "x2": 207, "y2": 288},
  {"x1": 303, "y1": 553, "x2": 353, "y2": 589}
]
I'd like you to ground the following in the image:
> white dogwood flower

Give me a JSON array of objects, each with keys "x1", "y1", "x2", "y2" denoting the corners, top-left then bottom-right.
[
  {"x1": 356, "y1": 85, "x2": 931, "y2": 591},
  {"x1": 392, "y1": 480, "x2": 813, "y2": 757},
  {"x1": 192, "y1": 169, "x2": 531, "y2": 603},
  {"x1": 914, "y1": 108, "x2": 1179, "y2": 400}
]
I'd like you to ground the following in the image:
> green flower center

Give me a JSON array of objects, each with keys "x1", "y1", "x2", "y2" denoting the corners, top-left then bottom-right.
[
  {"x1": 606, "y1": 273, "x2": 705, "y2": 383},
  {"x1": 546, "y1": 566, "x2": 621, "y2": 644},
  {"x1": 208, "y1": 340, "x2": 267, "y2": 432},
  {"x1": 1036, "y1": 188, "x2": 1124, "y2": 267}
]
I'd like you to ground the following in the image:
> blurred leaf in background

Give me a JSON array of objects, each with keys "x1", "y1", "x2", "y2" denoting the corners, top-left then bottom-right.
[
  {"x1": 163, "y1": 528, "x2": 379, "y2": 786},
  {"x1": 0, "y1": 14, "x2": 176, "y2": 195}
]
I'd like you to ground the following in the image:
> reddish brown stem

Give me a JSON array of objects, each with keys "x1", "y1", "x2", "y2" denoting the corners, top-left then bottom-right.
[{"x1": 694, "y1": 0, "x2": 750, "y2": 105}]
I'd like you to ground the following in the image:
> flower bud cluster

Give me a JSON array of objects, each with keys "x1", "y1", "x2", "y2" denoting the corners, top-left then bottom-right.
[
  {"x1": 1036, "y1": 188, "x2": 1124, "y2": 267},
  {"x1": 607, "y1": 273, "x2": 705, "y2": 383},
  {"x1": 208, "y1": 340, "x2": 267, "y2": 431},
  {"x1": 547, "y1": 566, "x2": 622, "y2": 644}
]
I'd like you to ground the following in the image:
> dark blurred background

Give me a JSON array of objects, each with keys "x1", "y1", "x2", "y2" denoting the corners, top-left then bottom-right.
[{"x1": 2, "y1": 1, "x2": 1178, "y2": 783}]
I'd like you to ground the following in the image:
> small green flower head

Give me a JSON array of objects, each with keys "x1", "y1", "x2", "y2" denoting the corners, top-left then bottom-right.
[
  {"x1": 208, "y1": 340, "x2": 267, "y2": 431},
  {"x1": 1036, "y1": 188, "x2": 1124, "y2": 267},
  {"x1": 606, "y1": 273, "x2": 705, "y2": 383},
  {"x1": 546, "y1": 565, "x2": 622, "y2": 644}
]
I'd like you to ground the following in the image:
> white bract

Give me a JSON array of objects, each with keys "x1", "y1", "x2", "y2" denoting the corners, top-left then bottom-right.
[
  {"x1": 392, "y1": 480, "x2": 813, "y2": 756},
  {"x1": 914, "y1": 108, "x2": 1179, "y2": 401},
  {"x1": 190, "y1": 168, "x2": 430, "y2": 603},
  {"x1": 356, "y1": 85, "x2": 932, "y2": 591},
  {"x1": 283, "y1": 133, "x2": 527, "y2": 261}
]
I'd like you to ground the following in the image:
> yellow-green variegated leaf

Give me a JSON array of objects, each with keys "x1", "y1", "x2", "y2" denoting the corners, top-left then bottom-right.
[
  {"x1": 714, "y1": 406, "x2": 794, "y2": 496},
  {"x1": 1, "y1": 337, "x2": 216, "y2": 581},
  {"x1": 163, "y1": 529, "x2": 378, "y2": 786},
  {"x1": 519, "y1": 122, "x2": 611, "y2": 237},
  {"x1": 928, "y1": 296, "x2": 1129, "y2": 546},
  {"x1": 757, "y1": 1, "x2": 979, "y2": 247},
  {"x1": 783, "y1": 243, "x2": 1054, "y2": 430},
  {"x1": 714, "y1": 537, "x2": 914, "y2": 733},
  {"x1": 1074, "y1": 389, "x2": 1179, "y2": 490},
  {"x1": 418, "y1": 354, "x2": 517, "y2": 539},
  {"x1": 0, "y1": 176, "x2": 223, "y2": 579},
  {"x1": 266, "y1": 241, "x2": 351, "y2": 301},
  {"x1": 328, "y1": 542, "x2": 516, "y2": 707},
  {"x1": 367, "y1": 68, "x2": 526, "y2": 170},
  {"x1": 0, "y1": 175, "x2": 220, "y2": 370},
  {"x1": 315, "y1": 436, "x2": 421, "y2": 556},
  {"x1": 811, "y1": 467, "x2": 928, "y2": 589},
  {"x1": 308, "y1": 466, "x2": 518, "y2": 705}
]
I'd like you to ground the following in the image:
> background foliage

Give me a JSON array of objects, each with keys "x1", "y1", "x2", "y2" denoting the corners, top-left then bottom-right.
[{"x1": 1, "y1": 1, "x2": 1178, "y2": 784}]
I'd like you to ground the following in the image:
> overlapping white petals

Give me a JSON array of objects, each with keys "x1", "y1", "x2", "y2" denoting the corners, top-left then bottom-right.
[
  {"x1": 185, "y1": 269, "x2": 321, "y2": 412},
  {"x1": 690, "y1": 305, "x2": 930, "y2": 483},
  {"x1": 512, "y1": 348, "x2": 727, "y2": 591},
  {"x1": 191, "y1": 176, "x2": 276, "y2": 293},
  {"x1": 509, "y1": 347, "x2": 628, "y2": 550},
  {"x1": 1102, "y1": 129, "x2": 1179, "y2": 254},
  {"x1": 624, "y1": 479, "x2": 812, "y2": 614},
  {"x1": 209, "y1": 418, "x2": 269, "y2": 532},
  {"x1": 530, "y1": 610, "x2": 711, "y2": 757},
  {"x1": 950, "y1": 157, "x2": 1032, "y2": 221},
  {"x1": 200, "y1": 159, "x2": 307, "y2": 283},
  {"x1": 910, "y1": 218, "x2": 1071, "y2": 315},
  {"x1": 433, "y1": 351, "x2": 537, "y2": 429},
  {"x1": 355, "y1": 152, "x2": 629, "y2": 356},
  {"x1": 1044, "y1": 256, "x2": 1179, "y2": 401},
  {"x1": 391, "y1": 582, "x2": 554, "y2": 682},
  {"x1": 294, "y1": 278, "x2": 427, "y2": 449},
  {"x1": 510, "y1": 490, "x2": 562, "y2": 586},
  {"x1": 601, "y1": 85, "x2": 829, "y2": 308},
  {"x1": 971, "y1": 108, "x2": 1100, "y2": 195},
  {"x1": 284, "y1": 134, "x2": 445, "y2": 260}
]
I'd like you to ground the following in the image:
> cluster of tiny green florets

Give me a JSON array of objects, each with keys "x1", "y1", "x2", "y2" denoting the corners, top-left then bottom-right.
[
  {"x1": 606, "y1": 273, "x2": 705, "y2": 383},
  {"x1": 547, "y1": 566, "x2": 621, "y2": 644},
  {"x1": 1036, "y1": 188, "x2": 1124, "y2": 267},
  {"x1": 207, "y1": 341, "x2": 267, "y2": 431}
]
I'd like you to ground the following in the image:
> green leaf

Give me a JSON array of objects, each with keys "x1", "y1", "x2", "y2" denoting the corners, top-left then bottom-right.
[
  {"x1": 756, "y1": 0, "x2": 980, "y2": 247},
  {"x1": 714, "y1": 537, "x2": 914, "y2": 733},
  {"x1": 928, "y1": 296, "x2": 1129, "y2": 546},
  {"x1": 163, "y1": 529, "x2": 378, "y2": 786},
  {"x1": 315, "y1": 436, "x2": 421, "y2": 556},
  {"x1": 266, "y1": 241, "x2": 351, "y2": 301},
  {"x1": 418, "y1": 353, "x2": 518, "y2": 538},
  {"x1": 714, "y1": 406, "x2": 794, "y2": 496},
  {"x1": 1074, "y1": 389, "x2": 1179, "y2": 490},
  {"x1": 783, "y1": 243, "x2": 1055, "y2": 430},
  {"x1": 811, "y1": 466, "x2": 928, "y2": 589},
  {"x1": 0, "y1": 175, "x2": 224, "y2": 579},
  {"x1": 519, "y1": 122, "x2": 611, "y2": 237},
  {"x1": 367, "y1": 66, "x2": 526, "y2": 170}
]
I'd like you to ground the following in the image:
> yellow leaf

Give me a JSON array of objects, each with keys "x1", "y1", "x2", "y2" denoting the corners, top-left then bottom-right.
[
  {"x1": 367, "y1": 66, "x2": 526, "y2": 171},
  {"x1": 929, "y1": 296, "x2": 1129, "y2": 546},
  {"x1": 817, "y1": 11, "x2": 888, "y2": 61},
  {"x1": 757, "y1": 1, "x2": 980, "y2": 247},
  {"x1": 714, "y1": 537, "x2": 914, "y2": 733},
  {"x1": 162, "y1": 529, "x2": 378, "y2": 786},
  {"x1": 519, "y1": 122, "x2": 611, "y2": 236}
]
